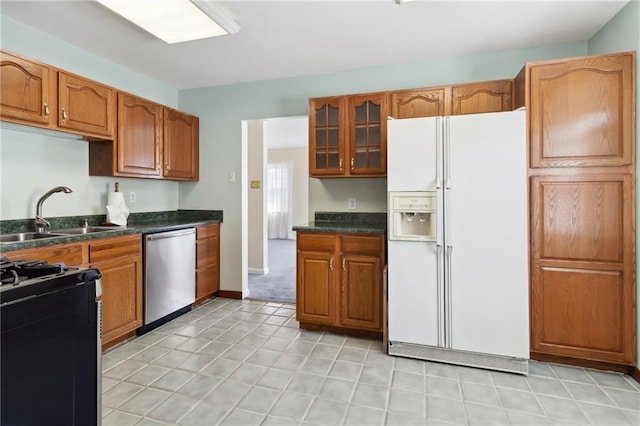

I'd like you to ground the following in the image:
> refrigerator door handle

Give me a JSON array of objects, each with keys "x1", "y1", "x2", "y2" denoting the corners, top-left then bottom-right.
[
  {"x1": 436, "y1": 116, "x2": 442, "y2": 189},
  {"x1": 436, "y1": 244, "x2": 444, "y2": 347},
  {"x1": 445, "y1": 245, "x2": 454, "y2": 349},
  {"x1": 444, "y1": 117, "x2": 452, "y2": 189}
]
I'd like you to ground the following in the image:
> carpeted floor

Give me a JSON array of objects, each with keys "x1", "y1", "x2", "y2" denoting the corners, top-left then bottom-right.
[{"x1": 248, "y1": 238, "x2": 296, "y2": 304}]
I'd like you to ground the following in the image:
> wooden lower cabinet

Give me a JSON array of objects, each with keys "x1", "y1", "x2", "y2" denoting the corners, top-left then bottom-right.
[
  {"x1": 93, "y1": 254, "x2": 142, "y2": 349},
  {"x1": 89, "y1": 234, "x2": 143, "y2": 349},
  {"x1": 0, "y1": 234, "x2": 143, "y2": 351},
  {"x1": 296, "y1": 232, "x2": 384, "y2": 334},
  {"x1": 195, "y1": 223, "x2": 220, "y2": 303}
]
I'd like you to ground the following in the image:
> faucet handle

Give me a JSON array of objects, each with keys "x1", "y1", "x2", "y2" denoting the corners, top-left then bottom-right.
[
  {"x1": 34, "y1": 215, "x2": 51, "y2": 232},
  {"x1": 82, "y1": 218, "x2": 89, "y2": 228}
]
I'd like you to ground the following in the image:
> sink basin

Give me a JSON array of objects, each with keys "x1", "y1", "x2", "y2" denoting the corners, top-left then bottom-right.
[
  {"x1": 54, "y1": 226, "x2": 121, "y2": 235},
  {"x1": 0, "y1": 232, "x2": 68, "y2": 243}
]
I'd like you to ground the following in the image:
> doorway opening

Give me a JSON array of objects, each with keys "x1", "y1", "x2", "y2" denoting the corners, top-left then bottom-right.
[{"x1": 245, "y1": 116, "x2": 308, "y2": 304}]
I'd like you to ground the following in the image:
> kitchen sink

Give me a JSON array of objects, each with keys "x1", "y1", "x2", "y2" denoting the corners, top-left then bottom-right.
[
  {"x1": 53, "y1": 226, "x2": 121, "y2": 235},
  {"x1": 0, "y1": 232, "x2": 69, "y2": 243}
]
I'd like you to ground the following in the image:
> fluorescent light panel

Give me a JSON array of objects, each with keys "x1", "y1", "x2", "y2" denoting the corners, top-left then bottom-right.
[{"x1": 96, "y1": 0, "x2": 239, "y2": 44}]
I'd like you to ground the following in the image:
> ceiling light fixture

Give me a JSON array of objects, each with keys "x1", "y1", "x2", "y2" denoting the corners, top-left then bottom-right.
[{"x1": 95, "y1": 0, "x2": 240, "y2": 44}]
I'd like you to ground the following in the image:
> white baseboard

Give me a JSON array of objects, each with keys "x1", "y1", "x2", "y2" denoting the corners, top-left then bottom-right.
[{"x1": 248, "y1": 267, "x2": 269, "y2": 275}]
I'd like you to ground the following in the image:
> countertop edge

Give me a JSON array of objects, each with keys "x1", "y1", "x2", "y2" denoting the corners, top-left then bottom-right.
[{"x1": 0, "y1": 219, "x2": 222, "y2": 253}]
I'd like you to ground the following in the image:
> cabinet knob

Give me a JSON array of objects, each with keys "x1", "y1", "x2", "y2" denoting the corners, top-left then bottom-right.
[
  {"x1": 329, "y1": 257, "x2": 334, "y2": 271},
  {"x1": 61, "y1": 109, "x2": 68, "y2": 120},
  {"x1": 342, "y1": 257, "x2": 346, "y2": 271},
  {"x1": 165, "y1": 163, "x2": 170, "y2": 172},
  {"x1": 339, "y1": 159, "x2": 343, "y2": 171},
  {"x1": 43, "y1": 104, "x2": 49, "y2": 118},
  {"x1": 351, "y1": 157, "x2": 355, "y2": 170}
]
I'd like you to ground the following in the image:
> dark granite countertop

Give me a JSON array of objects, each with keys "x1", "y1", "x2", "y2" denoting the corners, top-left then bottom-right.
[
  {"x1": 0, "y1": 209, "x2": 222, "y2": 253},
  {"x1": 293, "y1": 212, "x2": 386, "y2": 235}
]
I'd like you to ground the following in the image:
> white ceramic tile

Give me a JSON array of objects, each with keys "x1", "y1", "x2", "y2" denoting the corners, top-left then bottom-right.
[
  {"x1": 309, "y1": 343, "x2": 341, "y2": 360},
  {"x1": 344, "y1": 404, "x2": 386, "y2": 426},
  {"x1": 304, "y1": 398, "x2": 348, "y2": 425},
  {"x1": 425, "y1": 395, "x2": 467, "y2": 424},
  {"x1": 219, "y1": 408, "x2": 265, "y2": 426},
  {"x1": 203, "y1": 380, "x2": 251, "y2": 408},
  {"x1": 526, "y1": 376, "x2": 572, "y2": 399},
  {"x1": 577, "y1": 401, "x2": 635, "y2": 425},
  {"x1": 130, "y1": 346, "x2": 170, "y2": 364},
  {"x1": 104, "y1": 359, "x2": 148, "y2": 380},
  {"x1": 563, "y1": 381, "x2": 617, "y2": 406},
  {"x1": 603, "y1": 387, "x2": 640, "y2": 411},
  {"x1": 465, "y1": 402, "x2": 509, "y2": 426},
  {"x1": 351, "y1": 382, "x2": 389, "y2": 409},
  {"x1": 301, "y1": 357, "x2": 334, "y2": 376},
  {"x1": 177, "y1": 374, "x2": 221, "y2": 399},
  {"x1": 236, "y1": 386, "x2": 281, "y2": 414},
  {"x1": 287, "y1": 372, "x2": 325, "y2": 395},
  {"x1": 152, "y1": 350, "x2": 191, "y2": 369},
  {"x1": 491, "y1": 370, "x2": 531, "y2": 391},
  {"x1": 200, "y1": 357, "x2": 242, "y2": 379},
  {"x1": 550, "y1": 364, "x2": 596, "y2": 385},
  {"x1": 426, "y1": 376, "x2": 462, "y2": 400},
  {"x1": 118, "y1": 387, "x2": 170, "y2": 416},
  {"x1": 587, "y1": 369, "x2": 638, "y2": 391},
  {"x1": 497, "y1": 387, "x2": 544, "y2": 415},
  {"x1": 317, "y1": 377, "x2": 357, "y2": 402},
  {"x1": 257, "y1": 368, "x2": 295, "y2": 390},
  {"x1": 147, "y1": 393, "x2": 199, "y2": 423},
  {"x1": 388, "y1": 388, "x2": 425, "y2": 417},
  {"x1": 177, "y1": 400, "x2": 230, "y2": 426},
  {"x1": 227, "y1": 363, "x2": 267, "y2": 385},
  {"x1": 269, "y1": 391, "x2": 314, "y2": 421},
  {"x1": 536, "y1": 395, "x2": 590, "y2": 423},
  {"x1": 359, "y1": 365, "x2": 393, "y2": 387},
  {"x1": 337, "y1": 347, "x2": 368, "y2": 364},
  {"x1": 124, "y1": 365, "x2": 170, "y2": 387},
  {"x1": 460, "y1": 381, "x2": 501, "y2": 407},
  {"x1": 102, "y1": 410, "x2": 142, "y2": 426},
  {"x1": 177, "y1": 353, "x2": 215, "y2": 372},
  {"x1": 102, "y1": 382, "x2": 144, "y2": 409},
  {"x1": 149, "y1": 369, "x2": 194, "y2": 392},
  {"x1": 329, "y1": 361, "x2": 363, "y2": 382},
  {"x1": 392, "y1": 370, "x2": 425, "y2": 393}
]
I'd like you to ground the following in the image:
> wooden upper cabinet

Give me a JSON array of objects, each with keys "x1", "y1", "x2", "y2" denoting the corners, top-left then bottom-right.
[
  {"x1": 522, "y1": 52, "x2": 634, "y2": 168},
  {"x1": 390, "y1": 88, "x2": 446, "y2": 119},
  {"x1": 450, "y1": 80, "x2": 513, "y2": 115},
  {"x1": 309, "y1": 93, "x2": 387, "y2": 178},
  {"x1": 117, "y1": 93, "x2": 163, "y2": 177},
  {"x1": 163, "y1": 108, "x2": 199, "y2": 180},
  {"x1": 309, "y1": 96, "x2": 346, "y2": 177},
  {"x1": 349, "y1": 93, "x2": 387, "y2": 176},
  {"x1": 58, "y1": 72, "x2": 115, "y2": 138},
  {"x1": 0, "y1": 51, "x2": 53, "y2": 125}
]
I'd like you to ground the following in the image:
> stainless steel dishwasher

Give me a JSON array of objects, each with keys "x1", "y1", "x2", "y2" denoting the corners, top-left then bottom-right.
[{"x1": 139, "y1": 228, "x2": 196, "y2": 334}]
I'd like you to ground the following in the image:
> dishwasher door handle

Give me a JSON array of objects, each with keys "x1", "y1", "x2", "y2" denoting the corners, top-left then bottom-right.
[{"x1": 146, "y1": 228, "x2": 195, "y2": 241}]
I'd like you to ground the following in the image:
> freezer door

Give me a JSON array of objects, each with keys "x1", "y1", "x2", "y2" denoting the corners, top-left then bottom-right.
[
  {"x1": 387, "y1": 240, "x2": 444, "y2": 347},
  {"x1": 444, "y1": 110, "x2": 529, "y2": 359},
  {"x1": 387, "y1": 117, "x2": 441, "y2": 191}
]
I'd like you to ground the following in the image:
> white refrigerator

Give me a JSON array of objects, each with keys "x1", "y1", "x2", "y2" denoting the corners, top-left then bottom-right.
[{"x1": 386, "y1": 110, "x2": 529, "y2": 374}]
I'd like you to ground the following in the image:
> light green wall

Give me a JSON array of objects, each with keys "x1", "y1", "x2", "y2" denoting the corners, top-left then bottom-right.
[
  {"x1": 179, "y1": 42, "x2": 588, "y2": 293},
  {"x1": 588, "y1": 0, "x2": 640, "y2": 368},
  {"x1": 0, "y1": 16, "x2": 181, "y2": 222}
]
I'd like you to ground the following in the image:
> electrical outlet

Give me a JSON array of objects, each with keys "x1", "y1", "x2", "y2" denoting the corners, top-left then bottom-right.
[
  {"x1": 129, "y1": 192, "x2": 137, "y2": 203},
  {"x1": 348, "y1": 198, "x2": 357, "y2": 210}
]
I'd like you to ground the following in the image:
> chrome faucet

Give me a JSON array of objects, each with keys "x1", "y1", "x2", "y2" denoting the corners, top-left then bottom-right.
[{"x1": 35, "y1": 186, "x2": 73, "y2": 232}]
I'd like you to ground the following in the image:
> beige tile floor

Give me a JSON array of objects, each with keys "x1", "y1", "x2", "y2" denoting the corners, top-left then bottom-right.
[{"x1": 102, "y1": 298, "x2": 640, "y2": 425}]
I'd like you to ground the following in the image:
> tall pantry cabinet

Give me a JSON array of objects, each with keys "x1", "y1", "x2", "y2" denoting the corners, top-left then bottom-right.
[{"x1": 516, "y1": 52, "x2": 636, "y2": 367}]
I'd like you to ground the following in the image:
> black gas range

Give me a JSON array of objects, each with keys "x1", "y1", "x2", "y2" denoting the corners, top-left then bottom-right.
[{"x1": 1, "y1": 257, "x2": 103, "y2": 426}]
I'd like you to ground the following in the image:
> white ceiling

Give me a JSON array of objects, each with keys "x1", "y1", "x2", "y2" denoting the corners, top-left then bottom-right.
[{"x1": 0, "y1": 0, "x2": 629, "y2": 90}]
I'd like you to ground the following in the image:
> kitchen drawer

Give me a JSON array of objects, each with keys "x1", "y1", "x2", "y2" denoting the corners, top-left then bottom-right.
[
  {"x1": 196, "y1": 223, "x2": 219, "y2": 240},
  {"x1": 341, "y1": 234, "x2": 383, "y2": 254},
  {"x1": 88, "y1": 234, "x2": 141, "y2": 263},
  {"x1": 297, "y1": 233, "x2": 336, "y2": 252},
  {"x1": 3, "y1": 242, "x2": 88, "y2": 266}
]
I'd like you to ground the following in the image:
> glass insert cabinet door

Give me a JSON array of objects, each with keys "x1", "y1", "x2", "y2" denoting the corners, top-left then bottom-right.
[
  {"x1": 349, "y1": 93, "x2": 387, "y2": 175},
  {"x1": 310, "y1": 96, "x2": 346, "y2": 176}
]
